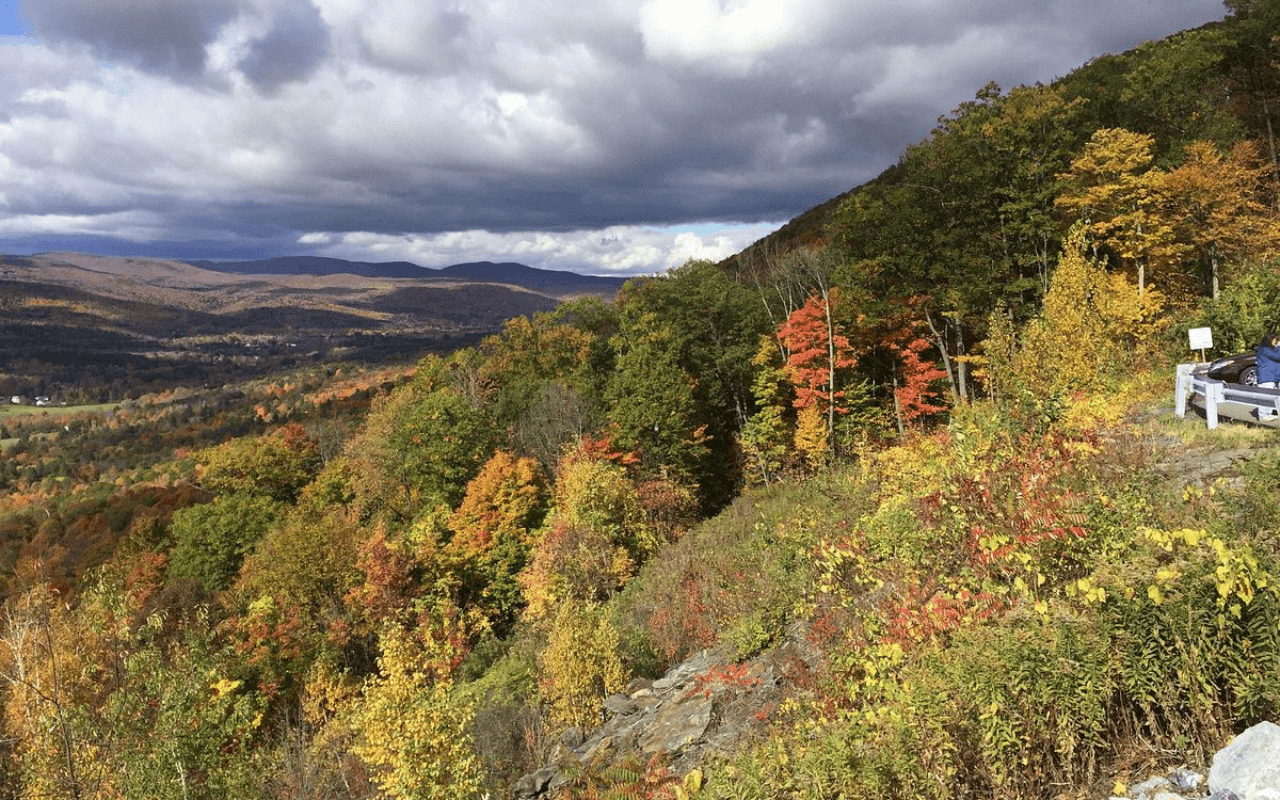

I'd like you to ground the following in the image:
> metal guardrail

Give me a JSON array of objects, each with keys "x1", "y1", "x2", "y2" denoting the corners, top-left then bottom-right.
[{"x1": 1176, "y1": 363, "x2": 1280, "y2": 429}]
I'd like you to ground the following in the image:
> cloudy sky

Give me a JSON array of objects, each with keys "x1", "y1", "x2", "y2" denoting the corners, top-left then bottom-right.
[{"x1": 0, "y1": 0, "x2": 1226, "y2": 275}]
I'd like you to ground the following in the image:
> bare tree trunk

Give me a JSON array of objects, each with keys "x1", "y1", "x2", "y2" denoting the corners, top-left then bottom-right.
[
  {"x1": 1264, "y1": 96, "x2": 1274, "y2": 179},
  {"x1": 821, "y1": 286, "x2": 837, "y2": 442},
  {"x1": 1264, "y1": 97, "x2": 1278, "y2": 202},
  {"x1": 924, "y1": 307, "x2": 960, "y2": 406},
  {"x1": 891, "y1": 373, "x2": 904, "y2": 436}
]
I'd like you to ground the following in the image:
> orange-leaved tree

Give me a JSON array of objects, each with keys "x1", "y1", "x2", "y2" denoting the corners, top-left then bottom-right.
[
  {"x1": 446, "y1": 450, "x2": 548, "y2": 631},
  {"x1": 777, "y1": 287, "x2": 859, "y2": 464},
  {"x1": 1159, "y1": 139, "x2": 1280, "y2": 299},
  {"x1": 889, "y1": 333, "x2": 950, "y2": 432}
]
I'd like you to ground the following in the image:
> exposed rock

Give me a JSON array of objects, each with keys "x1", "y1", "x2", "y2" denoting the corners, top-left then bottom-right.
[
  {"x1": 1209, "y1": 721, "x2": 1280, "y2": 799},
  {"x1": 639, "y1": 693, "x2": 713, "y2": 755},
  {"x1": 511, "y1": 629, "x2": 821, "y2": 798},
  {"x1": 603, "y1": 694, "x2": 636, "y2": 716},
  {"x1": 1169, "y1": 767, "x2": 1204, "y2": 792},
  {"x1": 557, "y1": 727, "x2": 583, "y2": 749},
  {"x1": 512, "y1": 766, "x2": 556, "y2": 799},
  {"x1": 1132, "y1": 776, "x2": 1175, "y2": 796},
  {"x1": 1098, "y1": 721, "x2": 1280, "y2": 800}
]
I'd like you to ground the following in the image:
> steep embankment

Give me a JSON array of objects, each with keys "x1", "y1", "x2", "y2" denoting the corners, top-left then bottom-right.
[{"x1": 505, "y1": 381, "x2": 1280, "y2": 798}]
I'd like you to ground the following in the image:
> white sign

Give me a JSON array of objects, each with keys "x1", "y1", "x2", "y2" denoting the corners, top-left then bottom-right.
[{"x1": 1188, "y1": 327, "x2": 1213, "y2": 351}]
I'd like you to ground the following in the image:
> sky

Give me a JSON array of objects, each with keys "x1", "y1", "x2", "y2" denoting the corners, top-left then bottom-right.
[{"x1": 0, "y1": 0, "x2": 1228, "y2": 276}]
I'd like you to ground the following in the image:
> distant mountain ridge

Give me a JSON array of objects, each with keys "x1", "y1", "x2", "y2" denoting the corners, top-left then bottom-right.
[
  {"x1": 185, "y1": 257, "x2": 628, "y2": 295},
  {"x1": 0, "y1": 251, "x2": 601, "y2": 399},
  {"x1": 186, "y1": 256, "x2": 427, "y2": 278}
]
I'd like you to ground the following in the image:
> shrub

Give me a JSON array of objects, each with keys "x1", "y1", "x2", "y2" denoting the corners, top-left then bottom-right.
[{"x1": 539, "y1": 602, "x2": 626, "y2": 730}]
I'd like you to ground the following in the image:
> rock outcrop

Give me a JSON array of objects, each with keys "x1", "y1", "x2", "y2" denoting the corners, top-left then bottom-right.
[{"x1": 513, "y1": 630, "x2": 820, "y2": 799}]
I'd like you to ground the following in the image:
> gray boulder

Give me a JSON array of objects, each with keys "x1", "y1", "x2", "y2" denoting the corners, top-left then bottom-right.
[{"x1": 1210, "y1": 721, "x2": 1280, "y2": 799}]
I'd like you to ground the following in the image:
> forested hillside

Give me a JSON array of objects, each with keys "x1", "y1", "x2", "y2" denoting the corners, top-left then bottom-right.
[{"x1": 3, "y1": 4, "x2": 1280, "y2": 799}]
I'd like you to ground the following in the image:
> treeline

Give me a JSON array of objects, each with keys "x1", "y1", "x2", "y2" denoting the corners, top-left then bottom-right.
[
  {"x1": 3, "y1": 3, "x2": 1280, "y2": 799},
  {"x1": 733, "y1": 0, "x2": 1280, "y2": 391}
]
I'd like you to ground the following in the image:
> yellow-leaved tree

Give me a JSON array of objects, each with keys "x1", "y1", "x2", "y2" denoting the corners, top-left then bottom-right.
[
  {"x1": 538, "y1": 601, "x2": 626, "y2": 730},
  {"x1": 351, "y1": 623, "x2": 484, "y2": 800},
  {"x1": 1056, "y1": 128, "x2": 1182, "y2": 298},
  {"x1": 519, "y1": 443, "x2": 653, "y2": 621},
  {"x1": 1012, "y1": 226, "x2": 1165, "y2": 394},
  {"x1": 0, "y1": 584, "x2": 109, "y2": 800},
  {"x1": 446, "y1": 450, "x2": 548, "y2": 630},
  {"x1": 1159, "y1": 139, "x2": 1280, "y2": 299}
]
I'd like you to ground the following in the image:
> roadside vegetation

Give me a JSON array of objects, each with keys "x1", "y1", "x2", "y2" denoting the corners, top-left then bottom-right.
[{"x1": 3, "y1": 4, "x2": 1280, "y2": 799}]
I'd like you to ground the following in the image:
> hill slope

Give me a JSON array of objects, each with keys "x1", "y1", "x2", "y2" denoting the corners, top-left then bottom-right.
[
  {"x1": 0, "y1": 252, "x2": 572, "y2": 400},
  {"x1": 185, "y1": 256, "x2": 628, "y2": 296}
]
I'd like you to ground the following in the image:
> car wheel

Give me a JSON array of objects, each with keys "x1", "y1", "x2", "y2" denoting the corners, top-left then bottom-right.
[{"x1": 1242, "y1": 366, "x2": 1259, "y2": 386}]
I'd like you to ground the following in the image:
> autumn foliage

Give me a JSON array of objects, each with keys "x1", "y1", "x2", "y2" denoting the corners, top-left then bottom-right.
[{"x1": 5, "y1": 14, "x2": 1280, "y2": 800}]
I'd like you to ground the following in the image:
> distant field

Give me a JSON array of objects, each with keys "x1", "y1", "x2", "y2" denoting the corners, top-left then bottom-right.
[
  {"x1": 0, "y1": 402, "x2": 120, "y2": 417},
  {"x1": 0, "y1": 403, "x2": 120, "y2": 451}
]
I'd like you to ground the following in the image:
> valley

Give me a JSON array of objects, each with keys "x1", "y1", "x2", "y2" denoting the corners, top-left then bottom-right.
[{"x1": 0, "y1": 253, "x2": 621, "y2": 402}]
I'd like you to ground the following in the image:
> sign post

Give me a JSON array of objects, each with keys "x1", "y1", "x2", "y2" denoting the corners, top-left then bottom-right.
[{"x1": 1188, "y1": 327, "x2": 1213, "y2": 364}]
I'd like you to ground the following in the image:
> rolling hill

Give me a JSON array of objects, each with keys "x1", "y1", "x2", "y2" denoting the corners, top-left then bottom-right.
[
  {"x1": 0, "y1": 252, "x2": 621, "y2": 401},
  {"x1": 184, "y1": 256, "x2": 629, "y2": 296}
]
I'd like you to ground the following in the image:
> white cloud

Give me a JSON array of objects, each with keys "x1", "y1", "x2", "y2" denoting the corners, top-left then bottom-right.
[
  {"x1": 1, "y1": 0, "x2": 1228, "y2": 271},
  {"x1": 302, "y1": 222, "x2": 783, "y2": 276},
  {"x1": 638, "y1": 0, "x2": 808, "y2": 69},
  {"x1": 0, "y1": 209, "x2": 163, "y2": 238}
]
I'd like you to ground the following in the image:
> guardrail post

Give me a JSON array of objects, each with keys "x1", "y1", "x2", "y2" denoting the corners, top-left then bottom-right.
[
  {"x1": 1175, "y1": 363, "x2": 1195, "y2": 418},
  {"x1": 1205, "y1": 381, "x2": 1224, "y2": 430}
]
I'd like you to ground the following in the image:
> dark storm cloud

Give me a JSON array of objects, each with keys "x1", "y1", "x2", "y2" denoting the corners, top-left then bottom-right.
[
  {"x1": 0, "y1": 0, "x2": 1231, "y2": 273},
  {"x1": 237, "y1": 1, "x2": 330, "y2": 91},
  {"x1": 20, "y1": 0, "x2": 242, "y2": 79}
]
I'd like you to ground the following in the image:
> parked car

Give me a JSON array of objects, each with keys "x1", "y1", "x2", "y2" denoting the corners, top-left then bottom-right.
[{"x1": 1207, "y1": 348, "x2": 1259, "y2": 386}]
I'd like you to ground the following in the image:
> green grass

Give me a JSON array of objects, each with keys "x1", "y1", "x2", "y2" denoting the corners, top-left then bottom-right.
[{"x1": 0, "y1": 401, "x2": 120, "y2": 418}]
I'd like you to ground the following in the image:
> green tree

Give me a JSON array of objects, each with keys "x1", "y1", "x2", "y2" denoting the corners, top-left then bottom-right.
[
  {"x1": 833, "y1": 83, "x2": 1091, "y2": 401},
  {"x1": 348, "y1": 356, "x2": 499, "y2": 522},
  {"x1": 1224, "y1": 0, "x2": 1280, "y2": 176},
  {"x1": 101, "y1": 612, "x2": 269, "y2": 800},
  {"x1": 479, "y1": 312, "x2": 596, "y2": 429},
  {"x1": 197, "y1": 422, "x2": 322, "y2": 503},
  {"x1": 1192, "y1": 258, "x2": 1280, "y2": 354},
  {"x1": 235, "y1": 501, "x2": 366, "y2": 618},
  {"x1": 605, "y1": 314, "x2": 710, "y2": 494},
  {"x1": 612, "y1": 261, "x2": 771, "y2": 507},
  {"x1": 169, "y1": 492, "x2": 285, "y2": 592},
  {"x1": 1118, "y1": 29, "x2": 1242, "y2": 153}
]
